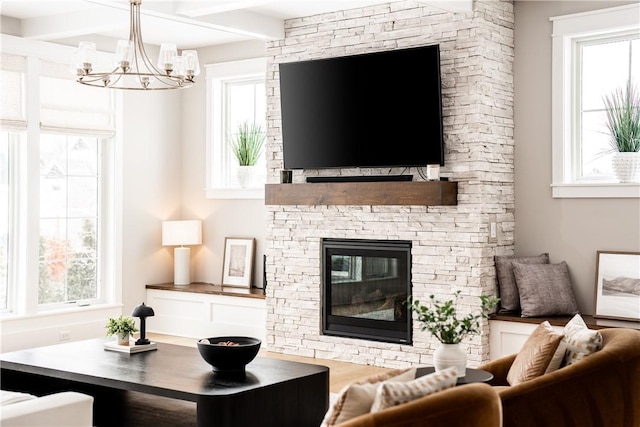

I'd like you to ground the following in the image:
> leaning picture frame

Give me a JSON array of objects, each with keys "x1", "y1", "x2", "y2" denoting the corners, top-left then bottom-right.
[
  {"x1": 221, "y1": 237, "x2": 256, "y2": 288},
  {"x1": 594, "y1": 250, "x2": 640, "y2": 321}
]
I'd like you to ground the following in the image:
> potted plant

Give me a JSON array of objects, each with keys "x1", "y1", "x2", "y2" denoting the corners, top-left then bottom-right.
[
  {"x1": 229, "y1": 121, "x2": 266, "y2": 187},
  {"x1": 602, "y1": 81, "x2": 640, "y2": 183},
  {"x1": 105, "y1": 315, "x2": 138, "y2": 346},
  {"x1": 407, "y1": 291, "x2": 499, "y2": 376}
]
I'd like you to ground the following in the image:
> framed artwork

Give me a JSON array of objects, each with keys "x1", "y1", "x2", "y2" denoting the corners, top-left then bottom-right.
[
  {"x1": 221, "y1": 237, "x2": 255, "y2": 288},
  {"x1": 594, "y1": 251, "x2": 640, "y2": 321}
]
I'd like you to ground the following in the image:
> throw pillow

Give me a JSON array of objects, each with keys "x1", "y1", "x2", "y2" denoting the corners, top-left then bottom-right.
[
  {"x1": 370, "y1": 367, "x2": 458, "y2": 412},
  {"x1": 512, "y1": 261, "x2": 579, "y2": 317},
  {"x1": 320, "y1": 367, "x2": 417, "y2": 427},
  {"x1": 507, "y1": 321, "x2": 564, "y2": 386},
  {"x1": 562, "y1": 313, "x2": 603, "y2": 366},
  {"x1": 495, "y1": 253, "x2": 549, "y2": 313}
]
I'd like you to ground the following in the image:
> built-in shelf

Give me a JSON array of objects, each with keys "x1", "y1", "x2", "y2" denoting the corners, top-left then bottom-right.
[
  {"x1": 146, "y1": 282, "x2": 266, "y2": 299},
  {"x1": 264, "y1": 181, "x2": 458, "y2": 206}
]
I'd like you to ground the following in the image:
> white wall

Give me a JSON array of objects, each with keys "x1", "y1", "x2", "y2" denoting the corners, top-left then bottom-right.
[
  {"x1": 179, "y1": 40, "x2": 268, "y2": 288},
  {"x1": 513, "y1": 0, "x2": 640, "y2": 315}
]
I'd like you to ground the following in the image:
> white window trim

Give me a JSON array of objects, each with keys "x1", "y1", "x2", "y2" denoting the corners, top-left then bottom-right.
[
  {"x1": 0, "y1": 34, "x2": 122, "y2": 319},
  {"x1": 550, "y1": 4, "x2": 640, "y2": 198},
  {"x1": 205, "y1": 58, "x2": 266, "y2": 200}
]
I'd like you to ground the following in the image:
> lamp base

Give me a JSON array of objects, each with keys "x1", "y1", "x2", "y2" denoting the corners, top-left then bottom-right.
[{"x1": 174, "y1": 247, "x2": 191, "y2": 285}]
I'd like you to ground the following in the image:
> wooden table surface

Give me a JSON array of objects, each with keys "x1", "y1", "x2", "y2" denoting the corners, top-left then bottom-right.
[{"x1": 0, "y1": 339, "x2": 330, "y2": 427}]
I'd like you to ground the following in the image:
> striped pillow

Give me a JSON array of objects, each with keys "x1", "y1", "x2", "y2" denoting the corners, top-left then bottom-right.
[
  {"x1": 562, "y1": 314, "x2": 603, "y2": 366},
  {"x1": 370, "y1": 367, "x2": 458, "y2": 412},
  {"x1": 507, "y1": 321, "x2": 563, "y2": 385},
  {"x1": 320, "y1": 367, "x2": 417, "y2": 426}
]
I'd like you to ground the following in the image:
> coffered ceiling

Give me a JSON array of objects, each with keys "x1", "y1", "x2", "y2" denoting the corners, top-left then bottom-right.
[{"x1": 0, "y1": 0, "x2": 473, "y2": 49}]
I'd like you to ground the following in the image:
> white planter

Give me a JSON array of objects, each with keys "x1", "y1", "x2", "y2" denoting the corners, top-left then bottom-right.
[
  {"x1": 433, "y1": 343, "x2": 466, "y2": 378},
  {"x1": 237, "y1": 165, "x2": 257, "y2": 188},
  {"x1": 117, "y1": 333, "x2": 130, "y2": 346},
  {"x1": 611, "y1": 152, "x2": 640, "y2": 183}
]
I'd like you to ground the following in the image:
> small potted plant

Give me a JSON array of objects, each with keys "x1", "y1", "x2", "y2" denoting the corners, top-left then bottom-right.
[
  {"x1": 229, "y1": 121, "x2": 266, "y2": 187},
  {"x1": 407, "y1": 291, "x2": 499, "y2": 376},
  {"x1": 602, "y1": 81, "x2": 640, "y2": 183},
  {"x1": 105, "y1": 315, "x2": 138, "y2": 346}
]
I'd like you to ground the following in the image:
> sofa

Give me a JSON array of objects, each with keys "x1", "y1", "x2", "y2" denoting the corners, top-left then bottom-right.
[
  {"x1": 0, "y1": 390, "x2": 93, "y2": 427},
  {"x1": 479, "y1": 327, "x2": 640, "y2": 427},
  {"x1": 334, "y1": 382, "x2": 502, "y2": 427}
]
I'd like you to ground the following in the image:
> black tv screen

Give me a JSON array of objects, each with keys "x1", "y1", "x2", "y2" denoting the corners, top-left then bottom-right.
[{"x1": 279, "y1": 44, "x2": 444, "y2": 170}]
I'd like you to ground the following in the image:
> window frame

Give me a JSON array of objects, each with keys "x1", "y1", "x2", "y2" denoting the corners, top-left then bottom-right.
[
  {"x1": 550, "y1": 3, "x2": 640, "y2": 198},
  {"x1": 205, "y1": 58, "x2": 266, "y2": 200},
  {"x1": 0, "y1": 34, "x2": 119, "y2": 318}
]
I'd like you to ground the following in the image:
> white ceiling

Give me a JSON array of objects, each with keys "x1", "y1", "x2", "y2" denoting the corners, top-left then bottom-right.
[{"x1": 0, "y1": 0, "x2": 473, "y2": 49}]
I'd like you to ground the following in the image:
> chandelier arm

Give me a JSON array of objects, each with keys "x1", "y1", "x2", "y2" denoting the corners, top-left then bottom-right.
[{"x1": 74, "y1": 0, "x2": 196, "y2": 90}]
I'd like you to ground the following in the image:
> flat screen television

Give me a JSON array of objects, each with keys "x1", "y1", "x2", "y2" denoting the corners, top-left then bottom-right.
[{"x1": 279, "y1": 44, "x2": 444, "y2": 170}]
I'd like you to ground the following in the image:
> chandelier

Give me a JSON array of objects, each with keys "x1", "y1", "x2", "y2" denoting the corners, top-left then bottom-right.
[{"x1": 73, "y1": 0, "x2": 200, "y2": 90}]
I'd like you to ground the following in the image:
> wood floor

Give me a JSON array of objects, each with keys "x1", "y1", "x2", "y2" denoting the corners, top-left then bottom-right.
[{"x1": 148, "y1": 332, "x2": 393, "y2": 393}]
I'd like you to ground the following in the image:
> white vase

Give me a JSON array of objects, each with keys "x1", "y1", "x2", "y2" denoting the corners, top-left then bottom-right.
[
  {"x1": 433, "y1": 343, "x2": 466, "y2": 378},
  {"x1": 237, "y1": 165, "x2": 257, "y2": 188},
  {"x1": 117, "y1": 333, "x2": 130, "y2": 346},
  {"x1": 611, "y1": 152, "x2": 640, "y2": 183}
]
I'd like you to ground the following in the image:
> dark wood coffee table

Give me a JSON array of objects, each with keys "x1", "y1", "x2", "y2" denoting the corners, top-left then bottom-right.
[
  {"x1": 417, "y1": 366, "x2": 494, "y2": 385},
  {"x1": 0, "y1": 339, "x2": 329, "y2": 427}
]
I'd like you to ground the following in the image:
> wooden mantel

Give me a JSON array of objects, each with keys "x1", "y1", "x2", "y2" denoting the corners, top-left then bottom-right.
[{"x1": 264, "y1": 181, "x2": 457, "y2": 206}]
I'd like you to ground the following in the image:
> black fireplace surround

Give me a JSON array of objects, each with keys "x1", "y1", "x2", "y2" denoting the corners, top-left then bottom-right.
[{"x1": 321, "y1": 238, "x2": 412, "y2": 344}]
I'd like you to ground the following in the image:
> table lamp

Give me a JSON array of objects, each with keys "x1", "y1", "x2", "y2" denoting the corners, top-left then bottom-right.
[
  {"x1": 162, "y1": 220, "x2": 202, "y2": 285},
  {"x1": 132, "y1": 302, "x2": 155, "y2": 345}
]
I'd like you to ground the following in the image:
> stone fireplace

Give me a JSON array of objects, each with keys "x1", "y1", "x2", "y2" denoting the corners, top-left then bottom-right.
[{"x1": 264, "y1": 0, "x2": 515, "y2": 369}]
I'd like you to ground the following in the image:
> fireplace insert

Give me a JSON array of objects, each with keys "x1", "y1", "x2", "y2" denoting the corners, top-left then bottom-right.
[{"x1": 321, "y1": 238, "x2": 412, "y2": 344}]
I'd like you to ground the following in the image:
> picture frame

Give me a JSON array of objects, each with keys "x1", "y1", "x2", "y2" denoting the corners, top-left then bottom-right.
[
  {"x1": 221, "y1": 237, "x2": 256, "y2": 288},
  {"x1": 594, "y1": 251, "x2": 640, "y2": 321}
]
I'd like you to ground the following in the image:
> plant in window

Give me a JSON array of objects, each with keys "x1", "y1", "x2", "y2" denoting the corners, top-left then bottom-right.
[
  {"x1": 229, "y1": 121, "x2": 265, "y2": 166},
  {"x1": 603, "y1": 81, "x2": 640, "y2": 153},
  {"x1": 229, "y1": 121, "x2": 266, "y2": 187},
  {"x1": 602, "y1": 81, "x2": 640, "y2": 183}
]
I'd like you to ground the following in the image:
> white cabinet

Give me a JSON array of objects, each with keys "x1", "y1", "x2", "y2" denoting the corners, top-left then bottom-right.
[
  {"x1": 489, "y1": 320, "x2": 563, "y2": 360},
  {"x1": 146, "y1": 288, "x2": 267, "y2": 344}
]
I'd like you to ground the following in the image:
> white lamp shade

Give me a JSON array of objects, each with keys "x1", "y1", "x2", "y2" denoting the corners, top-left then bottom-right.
[{"x1": 162, "y1": 220, "x2": 202, "y2": 246}]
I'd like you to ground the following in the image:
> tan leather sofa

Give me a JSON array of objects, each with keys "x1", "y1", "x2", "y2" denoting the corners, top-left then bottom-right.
[
  {"x1": 334, "y1": 382, "x2": 502, "y2": 427},
  {"x1": 479, "y1": 328, "x2": 640, "y2": 427}
]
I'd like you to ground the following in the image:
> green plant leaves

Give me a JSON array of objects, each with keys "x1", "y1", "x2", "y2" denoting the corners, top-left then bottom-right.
[
  {"x1": 603, "y1": 81, "x2": 640, "y2": 153},
  {"x1": 229, "y1": 121, "x2": 266, "y2": 166},
  {"x1": 105, "y1": 315, "x2": 138, "y2": 336},
  {"x1": 407, "y1": 291, "x2": 499, "y2": 344}
]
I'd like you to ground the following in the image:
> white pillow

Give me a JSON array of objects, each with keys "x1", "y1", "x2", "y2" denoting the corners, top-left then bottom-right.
[
  {"x1": 562, "y1": 314, "x2": 603, "y2": 366},
  {"x1": 320, "y1": 367, "x2": 417, "y2": 426},
  {"x1": 370, "y1": 367, "x2": 458, "y2": 412}
]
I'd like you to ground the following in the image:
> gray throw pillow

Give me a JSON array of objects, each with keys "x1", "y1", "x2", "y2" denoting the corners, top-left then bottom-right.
[
  {"x1": 494, "y1": 253, "x2": 549, "y2": 313},
  {"x1": 512, "y1": 261, "x2": 579, "y2": 317}
]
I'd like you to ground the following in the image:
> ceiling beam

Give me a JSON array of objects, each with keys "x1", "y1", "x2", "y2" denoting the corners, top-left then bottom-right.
[
  {"x1": 20, "y1": 0, "x2": 282, "y2": 44},
  {"x1": 20, "y1": 8, "x2": 127, "y2": 40},
  {"x1": 189, "y1": 10, "x2": 284, "y2": 40},
  {"x1": 173, "y1": 0, "x2": 277, "y2": 18}
]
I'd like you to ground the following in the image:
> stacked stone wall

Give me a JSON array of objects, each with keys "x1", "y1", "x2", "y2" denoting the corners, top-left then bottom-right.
[{"x1": 264, "y1": 0, "x2": 514, "y2": 368}]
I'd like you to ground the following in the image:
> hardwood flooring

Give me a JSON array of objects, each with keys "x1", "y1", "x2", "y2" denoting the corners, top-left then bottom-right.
[{"x1": 148, "y1": 332, "x2": 393, "y2": 393}]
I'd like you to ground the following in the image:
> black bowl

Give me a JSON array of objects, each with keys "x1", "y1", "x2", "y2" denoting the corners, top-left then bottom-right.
[{"x1": 197, "y1": 336, "x2": 261, "y2": 373}]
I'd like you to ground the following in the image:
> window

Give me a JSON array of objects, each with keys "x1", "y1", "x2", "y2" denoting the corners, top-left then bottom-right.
[
  {"x1": 38, "y1": 134, "x2": 100, "y2": 305},
  {"x1": 206, "y1": 58, "x2": 266, "y2": 199},
  {"x1": 551, "y1": 4, "x2": 640, "y2": 198},
  {"x1": 0, "y1": 37, "x2": 116, "y2": 316},
  {"x1": 0, "y1": 133, "x2": 10, "y2": 310}
]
